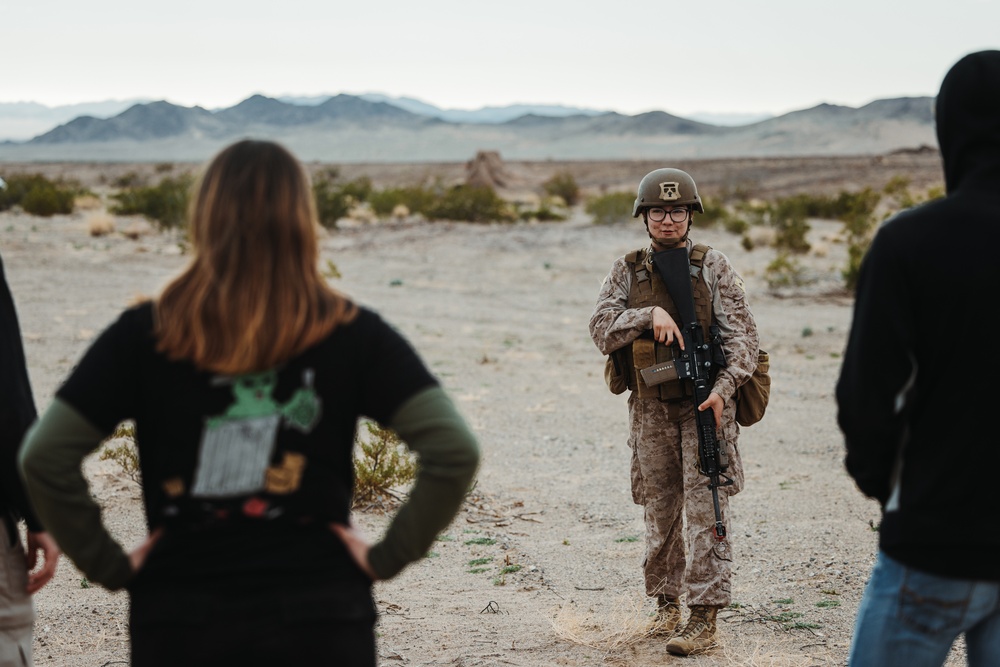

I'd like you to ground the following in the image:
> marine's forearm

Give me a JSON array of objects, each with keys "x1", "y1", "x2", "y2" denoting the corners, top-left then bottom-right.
[{"x1": 590, "y1": 306, "x2": 654, "y2": 354}]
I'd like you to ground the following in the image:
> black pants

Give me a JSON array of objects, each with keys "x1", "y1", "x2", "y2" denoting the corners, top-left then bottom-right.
[{"x1": 129, "y1": 579, "x2": 377, "y2": 667}]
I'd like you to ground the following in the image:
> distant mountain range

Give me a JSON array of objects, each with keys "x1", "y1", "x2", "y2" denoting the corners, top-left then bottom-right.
[
  {"x1": 0, "y1": 99, "x2": 153, "y2": 141},
  {"x1": 0, "y1": 94, "x2": 936, "y2": 162},
  {"x1": 0, "y1": 94, "x2": 766, "y2": 140}
]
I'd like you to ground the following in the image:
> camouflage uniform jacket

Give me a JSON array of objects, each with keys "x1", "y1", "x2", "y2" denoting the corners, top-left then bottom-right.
[{"x1": 589, "y1": 241, "x2": 759, "y2": 404}]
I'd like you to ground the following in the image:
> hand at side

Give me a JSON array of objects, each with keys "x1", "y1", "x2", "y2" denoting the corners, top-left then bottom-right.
[
  {"x1": 25, "y1": 531, "x2": 60, "y2": 594},
  {"x1": 331, "y1": 522, "x2": 378, "y2": 581}
]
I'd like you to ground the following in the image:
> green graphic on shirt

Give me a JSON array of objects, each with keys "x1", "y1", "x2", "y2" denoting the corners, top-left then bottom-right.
[
  {"x1": 192, "y1": 369, "x2": 320, "y2": 498},
  {"x1": 206, "y1": 369, "x2": 320, "y2": 432}
]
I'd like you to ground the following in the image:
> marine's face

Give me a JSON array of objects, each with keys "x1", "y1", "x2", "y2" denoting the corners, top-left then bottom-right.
[{"x1": 645, "y1": 206, "x2": 690, "y2": 249}]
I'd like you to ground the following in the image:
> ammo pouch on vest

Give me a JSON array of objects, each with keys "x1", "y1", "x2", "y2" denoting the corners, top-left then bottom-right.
[{"x1": 632, "y1": 338, "x2": 690, "y2": 401}]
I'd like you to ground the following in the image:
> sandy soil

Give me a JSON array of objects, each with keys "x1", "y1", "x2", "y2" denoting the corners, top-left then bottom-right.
[{"x1": 1, "y1": 156, "x2": 965, "y2": 666}]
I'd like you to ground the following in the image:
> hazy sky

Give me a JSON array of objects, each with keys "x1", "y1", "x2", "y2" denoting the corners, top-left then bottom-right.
[{"x1": 4, "y1": 0, "x2": 998, "y2": 116}]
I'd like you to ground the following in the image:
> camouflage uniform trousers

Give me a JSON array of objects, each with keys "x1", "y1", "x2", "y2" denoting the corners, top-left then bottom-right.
[{"x1": 628, "y1": 393, "x2": 744, "y2": 607}]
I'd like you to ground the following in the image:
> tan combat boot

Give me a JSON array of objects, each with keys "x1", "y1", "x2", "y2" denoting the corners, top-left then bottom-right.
[
  {"x1": 650, "y1": 595, "x2": 681, "y2": 637},
  {"x1": 665, "y1": 605, "x2": 719, "y2": 655}
]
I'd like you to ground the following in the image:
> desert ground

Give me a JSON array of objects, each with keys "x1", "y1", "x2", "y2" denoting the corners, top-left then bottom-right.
[{"x1": 1, "y1": 153, "x2": 966, "y2": 666}]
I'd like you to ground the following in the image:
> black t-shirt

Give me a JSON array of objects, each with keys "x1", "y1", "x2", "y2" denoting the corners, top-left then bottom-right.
[
  {"x1": 1, "y1": 253, "x2": 40, "y2": 529},
  {"x1": 57, "y1": 302, "x2": 436, "y2": 588}
]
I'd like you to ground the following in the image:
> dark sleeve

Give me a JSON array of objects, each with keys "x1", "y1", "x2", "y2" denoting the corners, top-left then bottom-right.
[
  {"x1": 0, "y1": 253, "x2": 42, "y2": 531},
  {"x1": 356, "y1": 310, "x2": 438, "y2": 425},
  {"x1": 56, "y1": 305, "x2": 148, "y2": 435},
  {"x1": 836, "y1": 224, "x2": 915, "y2": 504}
]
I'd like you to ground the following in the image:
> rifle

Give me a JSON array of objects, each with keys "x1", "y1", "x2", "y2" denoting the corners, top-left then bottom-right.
[{"x1": 650, "y1": 247, "x2": 733, "y2": 540}]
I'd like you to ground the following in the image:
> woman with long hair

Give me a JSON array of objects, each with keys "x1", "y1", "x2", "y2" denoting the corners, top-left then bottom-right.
[{"x1": 18, "y1": 139, "x2": 480, "y2": 666}]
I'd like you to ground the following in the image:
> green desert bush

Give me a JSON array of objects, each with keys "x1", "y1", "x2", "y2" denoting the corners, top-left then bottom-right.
[
  {"x1": 312, "y1": 170, "x2": 374, "y2": 228},
  {"x1": 337, "y1": 176, "x2": 373, "y2": 203},
  {"x1": 378, "y1": 181, "x2": 515, "y2": 222},
  {"x1": 837, "y1": 188, "x2": 882, "y2": 291},
  {"x1": 313, "y1": 180, "x2": 351, "y2": 228},
  {"x1": 0, "y1": 174, "x2": 78, "y2": 216},
  {"x1": 426, "y1": 184, "x2": 513, "y2": 223},
  {"x1": 111, "y1": 174, "x2": 194, "y2": 230},
  {"x1": 924, "y1": 185, "x2": 945, "y2": 202},
  {"x1": 830, "y1": 188, "x2": 881, "y2": 225},
  {"x1": 740, "y1": 188, "x2": 882, "y2": 289},
  {"x1": 769, "y1": 196, "x2": 813, "y2": 254},
  {"x1": 518, "y1": 203, "x2": 566, "y2": 222},
  {"x1": 112, "y1": 171, "x2": 147, "y2": 189},
  {"x1": 764, "y1": 252, "x2": 807, "y2": 290},
  {"x1": 368, "y1": 185, "x2": 437, "y2": 217},
  {"x1": 542, "y1": 171, "x2": 581, "y2": 206},
  {"x1": 586, "y1": 191, "x2": 635, "y2": 225},
  {"x1": 313, "y1": 170, "x2": 351, "y2": 228},
  {"x1": 881, "y1": 177, "x2": 945, "y2": 213},
  {"x1": 697, "y1": 198, "x2": 744, "y2": 232},
  {"x1": 21, "y1": 186, "x2": 76, "y2": 217},
  {"x1": 881, "y1": 175, "x2": 911, "y2": 199}
]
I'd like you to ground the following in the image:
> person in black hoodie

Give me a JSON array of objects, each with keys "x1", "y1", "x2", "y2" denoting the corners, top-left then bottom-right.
[
  {"x1": 836, "y1": 50, "x2": 1000, "y2": 666},
  {"x1": 0, "y1": 251, "x2": 60, "y2": 665}
]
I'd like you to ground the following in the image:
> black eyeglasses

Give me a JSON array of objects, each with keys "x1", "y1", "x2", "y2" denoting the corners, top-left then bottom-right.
[{"x1": 646, "y1": 207, "x2": 690, "y2": 223}]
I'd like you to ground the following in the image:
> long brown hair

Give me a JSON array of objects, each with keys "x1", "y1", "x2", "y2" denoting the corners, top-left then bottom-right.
[{"x1": 155, "y1": 140, "x2": 356, "y2": 374}]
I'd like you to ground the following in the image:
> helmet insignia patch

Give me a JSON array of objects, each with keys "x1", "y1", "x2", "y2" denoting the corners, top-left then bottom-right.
[{"x1": 659, "y1": 182, "x2": 681, "y2": 201}]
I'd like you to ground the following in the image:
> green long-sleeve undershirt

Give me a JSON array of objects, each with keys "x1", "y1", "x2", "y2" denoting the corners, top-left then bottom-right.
[
  {"x1": 18, "y1": 386, "x2": 480, "y2": 590},
  {"x1": 367, "y1": 386, "x2": 480, "y2": 579},
  {"x1": 18, "y1": 399, "x2": 130, "y2": 589}
]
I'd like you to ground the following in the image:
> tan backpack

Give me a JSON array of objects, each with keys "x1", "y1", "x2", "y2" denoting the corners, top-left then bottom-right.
[{"x1": 735, "y1": 349, "x2": 770, "y2": 427}]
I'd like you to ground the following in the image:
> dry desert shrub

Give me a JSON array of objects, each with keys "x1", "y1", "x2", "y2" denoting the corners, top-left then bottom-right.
[
  {"x1": 347, "y1": 202, "x2": 377, "y2": 224},
  {"x1": 542, "y1": 171, "x2": 581, "y2": 206},
  {"x1": 391, "y1": 203, "x2": 410, "y2": 219},
  {"x1": 515, "y1": 192, "x2": 542, "y2": 209},
  {"x1": 122, "y1": 220, "x2": 148, "y2": 240},
  {"x1": 352, "y1": 421, "x2": 416, "y2": 508},
  {"x1": 99, "y1": 421, "x2": 140, "y2": 483},
  {"x1": 746, "y1": 225, "x2": 778, "y2": 249},
  {"x1": 551, "y1": 594, "x2": 656, "y2": 652},
  {"x1": 75, "y1": 193, "x2": 103, "y2": 211},
  {"x1": 712, "y1": 627, "x2": 829, "y2": 666},
  {"x1": 86, "y1": 211, "x2": 116, "y2": 237}
]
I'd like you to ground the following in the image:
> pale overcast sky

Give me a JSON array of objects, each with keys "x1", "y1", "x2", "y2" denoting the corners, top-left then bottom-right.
[{"x1": 4, "y1": 0, "x2": 998, "y2": 116}]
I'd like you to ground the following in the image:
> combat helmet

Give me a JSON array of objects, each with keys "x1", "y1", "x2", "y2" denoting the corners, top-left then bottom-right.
[{"x1": 632, "y1": 168, "x2": 704, "y2": 217}]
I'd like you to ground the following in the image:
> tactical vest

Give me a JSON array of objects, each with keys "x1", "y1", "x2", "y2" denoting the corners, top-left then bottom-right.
[{"x1": 619, "y1": 244, "x2": 716, "y2": 403}]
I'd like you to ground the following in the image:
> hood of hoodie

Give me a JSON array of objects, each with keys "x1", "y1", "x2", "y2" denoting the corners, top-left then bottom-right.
[{"x1": 935, "y1": 50, "x2": 1000, "y2": 193}]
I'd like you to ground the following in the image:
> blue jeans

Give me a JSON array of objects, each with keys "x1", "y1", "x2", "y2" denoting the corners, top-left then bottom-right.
[{"x1": 849, "y1": 551, "x2": 1000, "y2": 666}]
